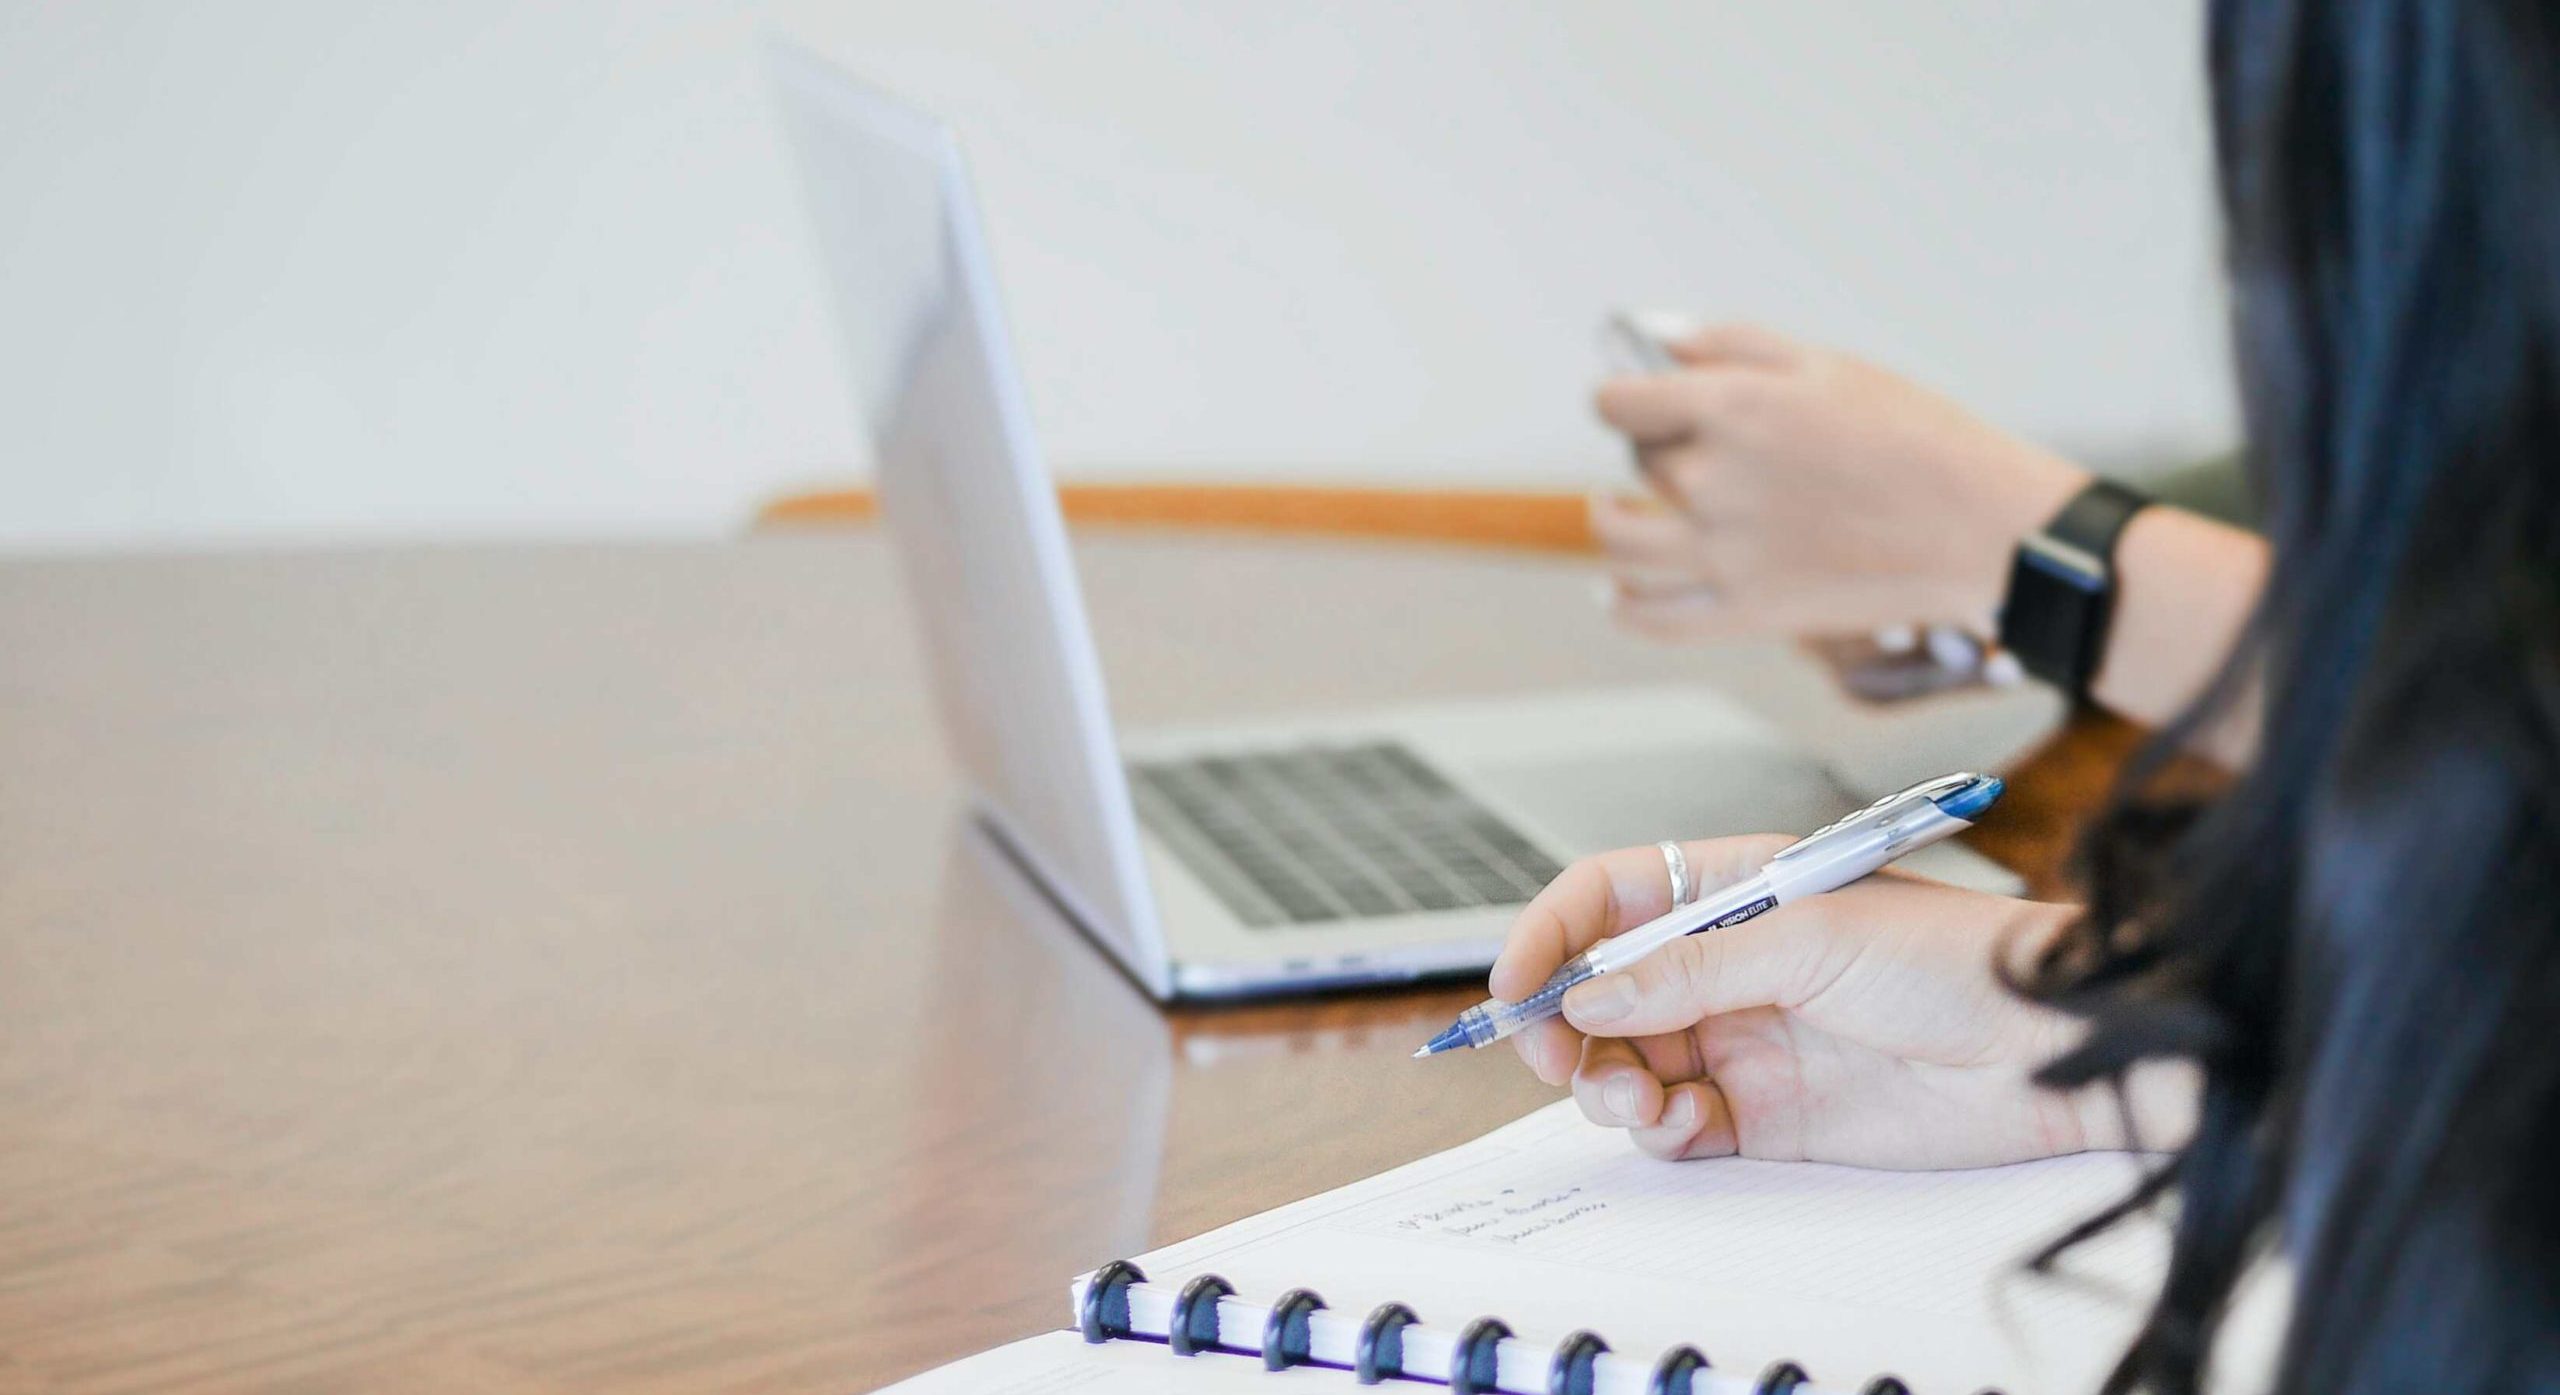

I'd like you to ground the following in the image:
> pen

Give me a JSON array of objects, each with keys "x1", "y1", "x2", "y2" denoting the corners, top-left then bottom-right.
[{"x1": 1413, "y1": 771, "x2": 2006, "y2": 1058}]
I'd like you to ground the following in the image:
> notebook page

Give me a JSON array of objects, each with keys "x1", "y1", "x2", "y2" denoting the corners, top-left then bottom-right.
[{"x1": 1128, "y1": 1101, "x2": 2168, "y2": 1395}]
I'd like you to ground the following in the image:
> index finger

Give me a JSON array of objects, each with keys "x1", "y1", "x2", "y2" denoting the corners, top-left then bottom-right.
[
  {"x1": 1591, "y1": 374, "x2": 1710, "y2": 448},
  {"x1": 1489, "y1": 834, "x2": 1795, "y2": 1001}
]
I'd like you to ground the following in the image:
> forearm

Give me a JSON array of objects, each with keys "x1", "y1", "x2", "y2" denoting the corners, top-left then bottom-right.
[{"x1": 2084, "y1": 505, "x2": 2269, "y2": 768}]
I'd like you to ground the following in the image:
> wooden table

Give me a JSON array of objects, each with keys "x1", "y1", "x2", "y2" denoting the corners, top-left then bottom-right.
[{"x1": 0, "y1": 532, "x2": 2122, "y2": 1395}]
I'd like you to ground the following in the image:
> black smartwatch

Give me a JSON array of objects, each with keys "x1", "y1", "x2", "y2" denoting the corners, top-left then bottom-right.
[{"x1": 1995, "y1": 480, "x2": 2152, "y2": 698}]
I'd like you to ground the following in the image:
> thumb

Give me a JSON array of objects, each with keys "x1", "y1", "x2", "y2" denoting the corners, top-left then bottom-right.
[{"x1": 1560, "y1": 906, "x2": 1841, "y2": 1037}]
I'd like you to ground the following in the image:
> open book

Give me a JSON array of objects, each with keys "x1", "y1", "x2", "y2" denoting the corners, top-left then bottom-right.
[{"x1": 874, "y1": 1100, "x2": 2207, "y2": 1395}]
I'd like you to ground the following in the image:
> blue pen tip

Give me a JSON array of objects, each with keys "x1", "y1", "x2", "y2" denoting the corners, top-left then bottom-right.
[
  {"x1": 1932, "y1": 774, "x2": 2005, "y2": 821},
  {"x1": 1414, "y1": 1023, "x2": 1471, "y2": 1058}
]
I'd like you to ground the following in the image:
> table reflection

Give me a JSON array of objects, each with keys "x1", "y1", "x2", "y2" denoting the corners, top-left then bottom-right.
[{"x1": 911, "y1": 818, "x2": 1561, "y2": 1257}]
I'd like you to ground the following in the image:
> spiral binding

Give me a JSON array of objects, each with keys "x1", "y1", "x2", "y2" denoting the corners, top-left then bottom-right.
[
  {"x1": 1548, "y1": 1330, "x2": 1607, "y2": 1395},
  {"x1": 1358, "y1": 1301, "x2": 1421, "y2": 1385},
  {"x1": 1074, "y1": 1260, "x2": 1974, "y2": 1395},
  {"x1": 1264, "y1": 1289, "x2": 1328, "y2": 1371},
  {"x1": 1648, "y1": 1345, "x2": 1709, "y2": 1395},
  {"x1": 1757, "y1": 1360, "x2": 1812, "y2": 1394},
  {"x1": 1170, "y1": 1273, "x2": 1236, "y2": 1357}
]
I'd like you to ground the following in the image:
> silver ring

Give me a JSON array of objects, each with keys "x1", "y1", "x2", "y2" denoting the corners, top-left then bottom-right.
[{"x1": 1658, "y1": 840, "x2": 1693, "y2": 908}]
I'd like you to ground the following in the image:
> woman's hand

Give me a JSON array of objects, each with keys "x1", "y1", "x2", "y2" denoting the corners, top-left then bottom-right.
[
  {"x1": 1491, "y1": 836, "x2": 2179, "y2": 1169},
  {"x1": 1590, "y1": 324, "x2": 2089, "y2": 644}
]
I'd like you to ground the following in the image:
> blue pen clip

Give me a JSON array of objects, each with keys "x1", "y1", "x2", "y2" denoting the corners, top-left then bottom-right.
[{"x1": 1769, "y1": 772, "x2": 2002, "y2": 861}]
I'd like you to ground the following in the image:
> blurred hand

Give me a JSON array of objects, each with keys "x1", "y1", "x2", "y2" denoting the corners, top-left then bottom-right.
[
  {"x1": 1590, "y1": 324, "x2": 2089, "y2": 644},
  {"x1": 1491, "y1": 836, "x2": 2141, "y2": 1170}
]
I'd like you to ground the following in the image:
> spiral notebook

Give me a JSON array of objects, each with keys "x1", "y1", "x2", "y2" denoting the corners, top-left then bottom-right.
[{"x1": 872, "y1": 1100, "x2": 2207, "y2": 1395}]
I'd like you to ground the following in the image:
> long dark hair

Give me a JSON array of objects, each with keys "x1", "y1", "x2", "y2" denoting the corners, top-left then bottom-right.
[{"x1": 2026, "y1": 1, "x2": 2560, "y2": 1390}]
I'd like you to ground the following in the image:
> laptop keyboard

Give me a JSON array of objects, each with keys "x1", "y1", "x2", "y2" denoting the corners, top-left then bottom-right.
[{"x1": 1126, "y1": 741, "x2": 1566, "y2": 928}]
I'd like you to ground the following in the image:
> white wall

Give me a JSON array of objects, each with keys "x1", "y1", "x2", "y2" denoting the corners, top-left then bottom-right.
[{"x1": 0, "y1": 1, "x2": 2231, "y2": 551}]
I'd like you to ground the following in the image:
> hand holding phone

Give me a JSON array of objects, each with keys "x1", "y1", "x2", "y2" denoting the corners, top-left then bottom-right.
[{"x1": 1591, "y1": 309, "x2": 2022, "y2": 700}]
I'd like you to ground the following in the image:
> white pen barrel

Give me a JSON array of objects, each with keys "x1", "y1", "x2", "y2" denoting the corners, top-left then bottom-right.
[
  {"x1": 1762, "y1": 804, "x2": 1968, "y2": 904},
  {"x1": 1586, "y1": 873, "x2": 1780, "y2": 975}
]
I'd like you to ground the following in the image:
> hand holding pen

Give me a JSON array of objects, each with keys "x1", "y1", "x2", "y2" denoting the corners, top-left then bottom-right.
[
  {"x1": 1418, "y1": 773, "x2": 2002, "y2": 1057},
  {"x1": 1419, "y1": 774, "x2": 2164, "y2": 1169}
]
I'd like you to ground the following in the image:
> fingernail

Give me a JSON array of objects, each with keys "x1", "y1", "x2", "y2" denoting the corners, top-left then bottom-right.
[
  {"x1": 1664, "y1": 1090, "x2": 1699, "y2": 1131},
  {"x1": 1567, "y1": 977, "x2": 1636, "y2": 1026},
  {"x1": 1604, "y1": 1073, "x2": 1638, "y2": 1123},
  {"x1": 1588, "y1": 577, "x2": 1617, "y2": 610}
]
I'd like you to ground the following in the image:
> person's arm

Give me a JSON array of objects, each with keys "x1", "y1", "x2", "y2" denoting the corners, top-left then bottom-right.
[
  {"x1": 2088, "y1": 505, "x2": 2267, "y2": 767},
  {"x1": 1588, "y1": 324, "x2": 2267, "y2": 764}
]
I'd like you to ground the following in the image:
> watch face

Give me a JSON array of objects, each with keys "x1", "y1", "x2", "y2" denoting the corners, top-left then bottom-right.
[
  {"x1": 2001, "y1": 540, "x2": 2109, "y2": 691},
  {"x1": 2002, "y1": 481, "x2": 2148, "y2": 696}
]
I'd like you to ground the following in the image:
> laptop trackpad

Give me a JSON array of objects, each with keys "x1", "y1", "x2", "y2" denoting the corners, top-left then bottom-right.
[{"x1": 1462, "y1": 742, "x2": 1856, "y2": 858}]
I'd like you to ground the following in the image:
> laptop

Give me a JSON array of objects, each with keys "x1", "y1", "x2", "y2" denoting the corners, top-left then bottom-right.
[{"x1": 767, "y1": 46, "x2": 2021, "y2": 1000}]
